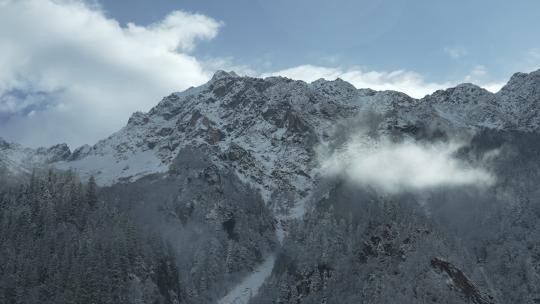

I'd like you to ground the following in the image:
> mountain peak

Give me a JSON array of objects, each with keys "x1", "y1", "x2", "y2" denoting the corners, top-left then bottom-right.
[
  {"x1": 498, "y1": 68, "x2": 540, "y2": 96},
  {"x1": 422, "y1": 82, "x2": 493, "y2": 108},
  {"x1": 454, "y1": 82, "x2": 486, "y2": 90},
  {"x1": 211, "y1": 70, "x2": 239, "y2": 81}
]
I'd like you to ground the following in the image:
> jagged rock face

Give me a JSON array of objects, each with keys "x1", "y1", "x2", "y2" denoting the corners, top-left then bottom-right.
[
  {"x1": 417, "y1": 84, "x2": 504, "y2": 129},
  {"x1": 496, "y1": 69, "x2": 540, "y2": 130},
  {"x1": 0, "y1": 138, "x2": 71, "y2": 174},
  {"x1": 413, "y1": 70, "x2": 540, "y2": 132},
  {"x1": 35, "y1": 143, "x2": 71, "y2": 163}
]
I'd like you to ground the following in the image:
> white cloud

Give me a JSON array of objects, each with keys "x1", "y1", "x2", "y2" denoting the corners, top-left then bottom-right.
[
  {"x1": 0, "y1": 0, "x2": 221, "y2": 147},
  {"x1": 125, "y1": 11, "x2": 221, "y2": 53},
  {"x1": 266, "y1": 64, "x2": 507, "y2": 98},
  {"x1": 466, "y1": 65, "x2": 488, "y2": 78},
  {"x1": 444, "y1": 46, "x2": 468, "y2": 59},
  {"x1": 320, "y1": 133, "x2": 494, "y2": 194},
  {"x1": 264, "y1": 65, "x2": 451, "y2": 98}
]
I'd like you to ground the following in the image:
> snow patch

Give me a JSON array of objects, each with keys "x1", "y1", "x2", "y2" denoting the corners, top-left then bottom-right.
[
  {"x1": 54, "y1": 150, "x2": 168, "y2": 185},
  {"x1": 217, "y1": 254, "x2": 276, "y2": 304}
]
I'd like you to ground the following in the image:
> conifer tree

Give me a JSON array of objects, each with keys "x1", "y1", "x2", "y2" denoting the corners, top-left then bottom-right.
[{"x1": 86, "y1": 175, "x2": 98, "y2": 208}]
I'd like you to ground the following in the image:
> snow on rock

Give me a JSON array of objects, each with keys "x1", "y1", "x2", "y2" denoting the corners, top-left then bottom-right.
[
  {"x1": 54, "y1": 149, "x2": 168, "y2": 185},
  {"x1": 0, "y1": 138, "x2": 71, "y2": 174}
]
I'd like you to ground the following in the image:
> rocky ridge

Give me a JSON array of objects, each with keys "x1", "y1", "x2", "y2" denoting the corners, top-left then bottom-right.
[{"x1": 3, "y1": 69, "x2": 539, "y2": 207}]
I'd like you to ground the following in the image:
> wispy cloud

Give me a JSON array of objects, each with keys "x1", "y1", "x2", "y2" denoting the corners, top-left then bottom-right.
[
  {"x1": 525, "y1": 48, "x2": 540, "y2": 71},
  {"x1": 444, "y1": 46, "x2": 468, "y2": 59},
  {"x1": 527, "y1": 48, "x2": 540, "y2": 60}
]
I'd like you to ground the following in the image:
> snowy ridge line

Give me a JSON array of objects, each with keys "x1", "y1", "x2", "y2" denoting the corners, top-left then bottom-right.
[{"x1": 3, "y1": 69, "x2": 540, "y2": 187}]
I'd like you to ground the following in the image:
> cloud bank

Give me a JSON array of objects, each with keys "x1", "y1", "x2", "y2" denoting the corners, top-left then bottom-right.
[
  {"x1": 320, "y1": 133, "x2": 494, "y2": 194},
  {"x1": 0, "y1": 0, "x2": 220, "y2": 147}
]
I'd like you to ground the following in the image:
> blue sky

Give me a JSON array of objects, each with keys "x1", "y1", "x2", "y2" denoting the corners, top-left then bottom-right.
[
  {"x1": 0, "y1": 0, "x2": 539, "y2": 147},
  {"x1": 99, "y1": 0, "x2": 540, "y2": 83}
]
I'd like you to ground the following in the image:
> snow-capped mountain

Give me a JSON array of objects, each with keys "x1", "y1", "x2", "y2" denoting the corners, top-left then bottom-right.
[
  {"x1": 41, "y1": 68, "x2": 540, "y2": 196},
  {"x1": 2, "y1": 68, "x2": 540, "y2": 304},
  {"x1": 2, "y1": 68, "x2": 540, "y2": 226},
  {"x1": 53, "y1": 71, "x2": 372, "y2": 216},
  {"x1": 416, "y1": 69, "x2": 540, "y2": 131}
]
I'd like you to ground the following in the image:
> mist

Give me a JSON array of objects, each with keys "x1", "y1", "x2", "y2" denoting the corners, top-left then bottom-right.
[{"x1": 318, "y1": 126, "x2": 495, "y2": 194}]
